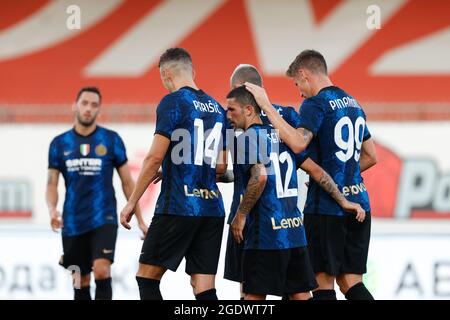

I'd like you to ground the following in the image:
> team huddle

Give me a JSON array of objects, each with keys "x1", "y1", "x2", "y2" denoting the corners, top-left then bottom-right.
[{"x1": 46, "y1": 48, "x2": 377, "y2": 300}]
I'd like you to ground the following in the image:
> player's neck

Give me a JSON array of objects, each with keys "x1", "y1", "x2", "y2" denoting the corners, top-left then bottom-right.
[
  {"x1": 312, "y1": 76, "x2": 333, "y2": 96},
  {"x1": 172, "y1": 78, "x2": 198, "y2": 92},
  {"x1": 244, "y1": 115, "x2": 263, "y2": 130},
  {"x1": 74, "y1": 122, "x2": 97, "y2": 136}
]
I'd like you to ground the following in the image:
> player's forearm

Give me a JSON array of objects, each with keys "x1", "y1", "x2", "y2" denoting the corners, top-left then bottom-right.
[
  {"x1": 237, "y1": 164, "x2": 267, "y2": 215},
  {"x1": 360, "y1": 139, "x2": 377, "y2": 173},
  {"x1": 121, "y1": 180, "x2": 145, "y2": 222},
  {"x1": 45, "y1": 186, "x2": 58, "y2": 212},
  {"x1": 315, "y1": 169, "x2": 347, "y2": 207},
  {"x1": 128, "y1": 155, "x2": 162, "y2": 205},
  {"x1": 360, "y1": 153, "x2": 377, "y2": 173},
  {"x1": 216, "y1": 170, "x2": 234, "y2": 183},
  {"x1": 263, "y1": 107, "x2": 308, "y2": 153},
  {"x1": 121, "y1": 179, "x2": 135, "y2": 201}
]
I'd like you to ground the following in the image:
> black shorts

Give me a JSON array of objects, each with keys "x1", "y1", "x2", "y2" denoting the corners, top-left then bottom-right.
[
  {"x1": 242, "y1": 247, "x2": 317, "y2": 296},
  {"x1": 304, "y1": 213, "x2": 371, "y2": 276},
  {"x1": 139, "y1": 214, "x2": 225, "y2": 275},
  {"x1": 224, "y1": 225, "x2": 245, "y2": 282},
  {"x1": 60, "y1": 224, "x2": 117, "y2": 275}
]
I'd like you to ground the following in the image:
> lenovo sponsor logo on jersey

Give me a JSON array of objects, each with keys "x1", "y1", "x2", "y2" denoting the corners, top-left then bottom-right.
[
  {"x1": 342, "y1": 182, "x2": 367, "y2": 196},
  {"x1": 184, "y1": 185, "x2": 221, "y2": 200},
  {"x1": 271, "y1": 217, "x2": 302, "y2": 230},
  {"x1": 65, "y1": 158, "x2": 102, "y2": 175}
]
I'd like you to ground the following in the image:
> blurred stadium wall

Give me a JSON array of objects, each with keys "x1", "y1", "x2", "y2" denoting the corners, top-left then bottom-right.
[{"x1": 1, "y1": 0, "x2": 450, "y2": 299}]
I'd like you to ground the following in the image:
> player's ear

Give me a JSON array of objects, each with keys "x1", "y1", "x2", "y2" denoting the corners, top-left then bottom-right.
[
  {"x1": 71, "y1": 102, "x2": 77, "y2": 112},
  {"x1": 245, "y1": 104, "x2": 253, "y2": 116},
  {"x1": 299, "y1": 69, "x2": 306, "y2": 81},
  {"x1": 191, "y1": 67, "x2": 196, "y2": 80}
]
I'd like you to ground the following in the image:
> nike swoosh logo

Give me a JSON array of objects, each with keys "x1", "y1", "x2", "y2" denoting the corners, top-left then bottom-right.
[
  {"x1": 102, "y1": 249, "x2": 113, "y2": 254},
  {"x1": 63, "y1": 151, "x2": 72, "y2": 156}
]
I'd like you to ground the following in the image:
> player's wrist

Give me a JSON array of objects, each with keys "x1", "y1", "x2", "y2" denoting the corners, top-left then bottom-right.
[{"x1": 260, "y1": 101, "x2": 272, "y2": 111}]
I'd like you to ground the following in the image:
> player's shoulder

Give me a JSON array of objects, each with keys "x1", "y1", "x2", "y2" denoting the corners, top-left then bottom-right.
[
  {"x1": 244, "y1": 123, "x2": 268, "y2": 135},
  {"x1": 302, "y1": 94, "x2": 327, "y2": 109},
  {"x1": 158, "y1": 90, "x2": 182, "y2": 107},
  {"x1": 274, "y1": 103, "x2": 298, "y2": 118},
  {"x1": 51, "y1": 128, "x2": 74, "y2": 144},
  {"x1": 95, "y1": 125, "x2": 119, "y2": 136},
  {"x1": 254, "y1": 123, "x2": 272, "y2": 136},
  {"x1": 272, "y1": 103, "x2": 296, "y2": 113}
]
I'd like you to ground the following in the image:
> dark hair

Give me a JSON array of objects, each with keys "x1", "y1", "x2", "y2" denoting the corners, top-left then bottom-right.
[
  {"x1": 226, "y1": 86, "x2": 261, "y2": 114},
  {"x1": 231, "y1": 64, "x2": 263, "y2": 87},
  {"x1": 158, "y1": 47, "x2": 192, "y2": 68},
  {"x1": 76, "y1": 86, "x2": 101, "y2": 103},
  {"x1": 286, "y1": 49, "x2": 328, "y2": 77}
]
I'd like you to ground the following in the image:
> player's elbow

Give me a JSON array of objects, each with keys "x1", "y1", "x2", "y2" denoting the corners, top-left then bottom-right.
[
  {"x1": 145, "y1": 154, "x2": 164, "y2": 166},
  {"x1": 257, "y1": 172, "x2": 268, "y2": 188},
  {"x1": 216, "y1": 163, "x2": 227, "y2": 175},
  {"x1": 291, "y1": 141, "x2": 307, "y2": 154},
  {"x1": 121, "y1": 179, "x2": 133, "y2": 192},
  {"x1": 308, "y1": 166, "x2": 323, "y2": 182},
  {"x1": 370, "y1": 154, "x2": 378, "y2": 166},
  {"x1": 366, "y1": 152, "x2": 378, "y2": 168}
]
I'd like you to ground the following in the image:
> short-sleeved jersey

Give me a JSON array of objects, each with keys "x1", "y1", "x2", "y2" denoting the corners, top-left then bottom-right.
[
  {"x1": 227, "y1": 105, "x2": 307, "y2": 225},
  {"x1": 154, "y1": 86, "x2": 226, "y2": 217},
  {"x1": 298, "y1": 86, "x2": 371, "y2": 216},
  {"x1": 48, "y1": 126, "x2": 127, "y2": 236},
  {"x1": 236, "y1": 123, "x2": 307, "y2": 250}
]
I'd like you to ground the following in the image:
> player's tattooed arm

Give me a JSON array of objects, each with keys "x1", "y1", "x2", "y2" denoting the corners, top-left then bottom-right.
[
  {"x1": 238, "y1": 164, "x2": 267, "y2": 215},
  {"x1": 301, "y1": 159, "x2": 365, "y2": 222},
  {"x1": 216, "y1": 170, "x2": 234, "y2": 183},
  {"x1": 232, "y1": 163, "x2": 267, "y2": 243},
  {"x1": 317, "y1": 170, "x2": 346, "y2": 204},
  {"x1": 298, "y1": 127, "x2": 313, "y2": 146},
  {"x1": 317, "y1": 170, "x2": 366, "y2": 222}
]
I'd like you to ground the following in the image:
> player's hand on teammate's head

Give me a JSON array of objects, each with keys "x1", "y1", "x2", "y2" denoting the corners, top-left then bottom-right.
[
  {"x1": 231, "y1": 212, "x2": 247, "y2": 244},
  {"x1": 120, "y1": 202, "x2": 136, "y2": 230},
  {"x1": 244, "y1": 82, "x2": 272, "y2": 110},
  {"x1": 50, "y1": 209, "x2": 63, "y2": 232}
]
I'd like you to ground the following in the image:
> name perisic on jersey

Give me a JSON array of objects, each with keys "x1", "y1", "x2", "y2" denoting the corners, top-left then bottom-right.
[
  {"x1": 329, "y1": 96, "x2": 362, "y2": 111},
  {"x1": 271, "y1": 217, "x2": 302, "y2": 230},
  {"x1": 184, "y1": 185, "x2": 221, "y2": 199},
  {"x1": 193, "y1": 100, "x2": 221, "y2": 114},
  {"x1": 66, "y1": 158, "x2": 102, "y2": 176}
]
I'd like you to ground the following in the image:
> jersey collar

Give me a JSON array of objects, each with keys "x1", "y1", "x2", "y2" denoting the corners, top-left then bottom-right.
[
  {"x1": 72, "y1": 125, "x2": 99, "y2": 138},
  {"x1": 179, "y1": 86, "x2": 205, "y2": 95},
  {"x1": 317, "y1": 85, "x2": 339, "y2": 95}
]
